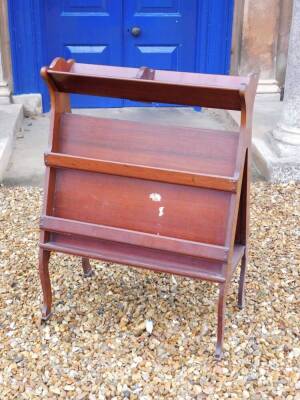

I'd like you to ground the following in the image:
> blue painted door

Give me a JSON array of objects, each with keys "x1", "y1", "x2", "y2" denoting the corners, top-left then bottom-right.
[
  {"x1": 125, "y1": 1, "x2": 197, "y2": 71},
  {"x1": 124, "y1": 0, "x2": 197, "y2": 106},
  {"x1": 45, "y1": 0, "x2": 197, "y2": 108},
  {"x1": 8, "y1": 0, "x2": 234, "y2": 110},
  {"x1": 44, "y1": 0, "x2": 123, "y2": 107}
]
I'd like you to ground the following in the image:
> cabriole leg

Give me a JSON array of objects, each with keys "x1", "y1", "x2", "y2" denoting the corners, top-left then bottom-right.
[
  {"x1": 39, "y1": 249, "x2": 52, "y2": 321},
  {"x1": 215, "y1": 283, "x2": 226, "y2": 360},
  {"x1": 238, "y1": 252, "x2": 247, "y2": 309},
  {"x1": 82, "y1": 257, "x2": 94, "y2": 277}
]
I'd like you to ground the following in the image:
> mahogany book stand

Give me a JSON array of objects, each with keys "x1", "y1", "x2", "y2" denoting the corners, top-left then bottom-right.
[{"x1": 39, "y1": 58, "x2": 258, "y2": 358}]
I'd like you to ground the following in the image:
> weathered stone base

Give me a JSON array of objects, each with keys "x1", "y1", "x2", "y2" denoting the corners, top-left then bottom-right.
[
  {"x1": 12, "y1": 93, "x2": 42, "y2": 116},
  {"x1": 0, "y1": 83, "x2": 11, "y2": 105},
  {"x1": 0, "y1": 104, "x2": 23, "y2": 181},
  {"x1": 257, "y1": 79, "x2": 280, "y2": 94},
  {"x1": 253, "y1": 132, "x2": 300, "y2": 182}
]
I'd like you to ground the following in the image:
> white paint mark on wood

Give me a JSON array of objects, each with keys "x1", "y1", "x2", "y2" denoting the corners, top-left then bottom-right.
[
  {"x1": 149, "y1": 193, "x2": 161, "y2": 202},
  {"x1": 158, "y1": 206, "x2": 164, "y2": 217}
]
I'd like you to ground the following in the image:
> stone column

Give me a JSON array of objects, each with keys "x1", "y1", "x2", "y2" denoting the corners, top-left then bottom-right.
[
  {"x1": 253, "y1": 0, "x2": 300, "y2": 182},
  {"x1": 0, "y1": 0, "x2": 12, "y2": 104},
  {"x1": 276, "y1": 0, "x2": 293, "y2": 88},
  {"x1": 272, "y1": 0, "x2": 300, "y2": 156},
  {"x1": 239, "y1": 0, "x2": 281, "y2": 94},
  {"x1": 0, "y1": 45, "x2": 11, "y2": 105}
]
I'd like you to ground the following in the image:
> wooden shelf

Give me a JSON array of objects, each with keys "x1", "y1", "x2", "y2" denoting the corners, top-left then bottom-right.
[
  {"x1": 69, "y1": 62, "x2": 252, "y2": 90},
  {"x1": 40, "y1": 236, "x2": 244, "y2": 284},
  {"x1": 57, "y1": 113, "x2": 239, "y2": 179},
  {"x1": 46, "y1": 59, "x2": 257, "y2": 110}
]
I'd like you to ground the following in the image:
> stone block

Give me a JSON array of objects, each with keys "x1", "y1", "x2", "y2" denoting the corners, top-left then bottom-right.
[
  {"x1": 0, "y1": 104, "x2": 24, "y2": 181},
  {"x1": 12, "y1": 93, "x2": 42, "y2": 116},
  {"x1": 253, "y1": 133, "x2": 300, "y2": 182}
]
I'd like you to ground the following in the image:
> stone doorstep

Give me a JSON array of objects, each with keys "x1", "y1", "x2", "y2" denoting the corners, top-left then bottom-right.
[
  {"x1": 224, "y1": 94, "x2": 299, "y2": 182},
  {"x1": 12, "y1": 93, "x2": 42, "y2": 117},
  {"x1": 0, "y1": 104, "x2": 24, "y2": 182},
  {"x1": 224, "y1": 109, "x2": 264, "y2": 180},
  {"x1": 253, "y1": 135, "x2": 300, "y2": 182}
]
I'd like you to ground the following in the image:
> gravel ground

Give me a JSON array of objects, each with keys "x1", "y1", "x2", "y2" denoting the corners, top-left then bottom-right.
[{"x1": 0, "y1": 183, "x2": 299, "y2": 399}]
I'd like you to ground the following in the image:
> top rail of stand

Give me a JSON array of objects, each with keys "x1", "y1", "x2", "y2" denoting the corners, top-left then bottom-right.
[{"x1": 41, "y1": 58, "x2": 258, "y2": 111}]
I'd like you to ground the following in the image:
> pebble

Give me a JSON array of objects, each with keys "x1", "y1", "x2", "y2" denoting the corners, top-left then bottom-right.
[{"x1": 14, "y1": 354, "x2": 24, "y2": 363}]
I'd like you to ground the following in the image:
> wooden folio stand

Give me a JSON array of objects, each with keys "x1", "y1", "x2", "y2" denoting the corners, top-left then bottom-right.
[{"x1": 39, "y1": 58, "x2": 258, "y2": 358}]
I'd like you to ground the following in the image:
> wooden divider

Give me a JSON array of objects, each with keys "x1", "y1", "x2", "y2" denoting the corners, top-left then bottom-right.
[{"x1": 45, "y1": 152, "x2": 238, "y2": 192}]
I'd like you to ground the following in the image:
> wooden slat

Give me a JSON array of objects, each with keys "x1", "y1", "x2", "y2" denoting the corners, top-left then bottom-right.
[
  {"x1": 40, "y1": 216, "x2": 229, "y2": 262},
  {"x1": 44, "y1": 152, "x2": 238, "y2": 192},
  {"x1": 69, "y1": 62, "x2": 251, "y2": 89},
  {"x1": 230, "y1": 244, "x2": 245, "y2": 275},
  {"x1": 40, "y1": 241, "x2": 226, "y2": 283},
  {"x1": 48, "y1": 70, "x2": 244, "y2": 111},
  {"x1": 59, "y1": 113, "x2": 239, "y2": 177}
]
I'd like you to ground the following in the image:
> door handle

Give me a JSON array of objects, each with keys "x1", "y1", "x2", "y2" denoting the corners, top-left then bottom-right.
[{"x1": 131, "y1": 27, "x2": 141, "y2": 37}]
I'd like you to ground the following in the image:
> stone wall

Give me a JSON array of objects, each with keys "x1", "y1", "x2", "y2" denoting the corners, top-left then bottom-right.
[
  {"x1": 232, "y1": 0, "x2": 293, "y2": 93},
  {"x1": 0, "y1": 0, "x2": 12, "y2": 104}
]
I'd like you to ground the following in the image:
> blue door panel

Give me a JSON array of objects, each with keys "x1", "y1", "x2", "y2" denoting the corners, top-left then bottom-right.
[
  {"x1": 124, "y1": 0, "x2": 197, "y2": 71},
  {"x1": 134, "y1": 0, "x2": 179, "y2": 13},
  {"x1": 124, "y1": 0, "x2": 197, "y2": 106},
  {"x1": 8, "y1": 0, "x2": 234, "y2": 110},
  {"x1": 63, "y1": 0, "x2": 109, "y2": 11},
  {"x1": 44, "y1": 0, "x2": 123, "y2": 108},
  {"x1": 133, "y1": 46, "x2": 178, "y2": 69},
  {"x1": 196, "y1": 0, "x2": 234, "y2": 75}
]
